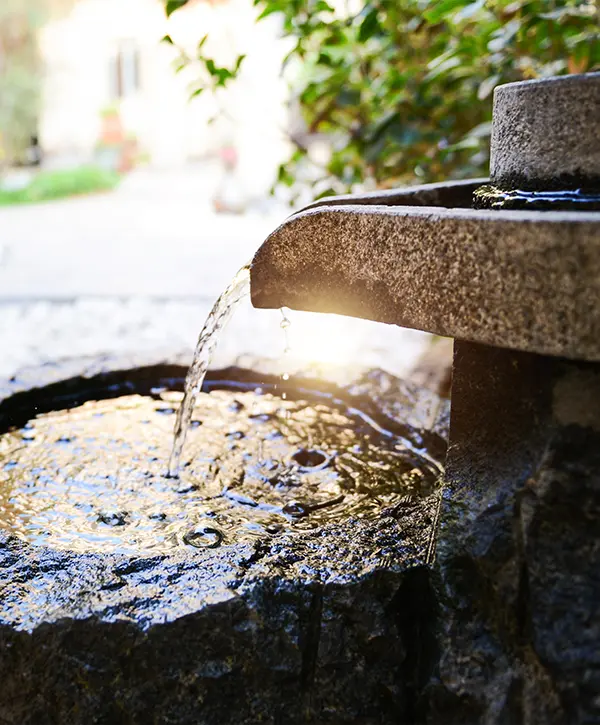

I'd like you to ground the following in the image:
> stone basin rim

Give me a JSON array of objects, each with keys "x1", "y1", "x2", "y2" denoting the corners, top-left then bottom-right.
[{"x1": 263, "y1": 201, "x2": 600, "y2": 229}]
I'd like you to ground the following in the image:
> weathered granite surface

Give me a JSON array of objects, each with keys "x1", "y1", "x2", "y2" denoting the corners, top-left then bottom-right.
[
  {"x1": 428, "y1": 341, "x2": 600, "y2": 725},
  {"x1": 250, "y1": 195, "x2": 600, "y2": 361},
  {"x1": 0, "y1": 360, "x2": 448, "y2": 725},
  {"x1": 491, "y1": 73, "x2": 600, "y2": 191}
]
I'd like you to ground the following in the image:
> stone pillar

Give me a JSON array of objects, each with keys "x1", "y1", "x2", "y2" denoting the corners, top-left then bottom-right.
[{"x1": 429, "y1": 341, "x2": 600, "y2": 724}]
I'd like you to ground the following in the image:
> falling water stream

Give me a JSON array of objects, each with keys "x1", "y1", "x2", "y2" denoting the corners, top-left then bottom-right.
[{"x1": 169, "y1": 265, "x2": 251, "y2": 476}]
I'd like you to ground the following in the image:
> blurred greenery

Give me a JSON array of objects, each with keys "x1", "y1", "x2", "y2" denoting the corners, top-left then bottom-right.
[
  {"x1": 169, "y1": 0, "x2": 598, "y2": 199},
  {"x1": 0, "y1": 166, "x2": 120, "y2": 205}
]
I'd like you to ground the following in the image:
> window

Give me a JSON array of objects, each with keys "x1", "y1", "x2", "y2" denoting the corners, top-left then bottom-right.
[{"x1": 109, "y1": 41, "x2": 141, "y2": 99}]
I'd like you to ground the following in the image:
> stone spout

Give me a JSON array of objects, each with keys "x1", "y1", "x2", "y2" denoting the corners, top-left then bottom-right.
[
  {"x1": 251, "y1": 73, "x2": 600, "y2": 363},
  {"x1": 250, "y1": 179, "x2": 600, "y2": 361}
]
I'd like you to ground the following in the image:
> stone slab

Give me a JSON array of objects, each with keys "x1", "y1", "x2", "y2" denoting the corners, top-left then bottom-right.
[{"x1": 250, "y1": 183, "x2": 600, "y2": 361}]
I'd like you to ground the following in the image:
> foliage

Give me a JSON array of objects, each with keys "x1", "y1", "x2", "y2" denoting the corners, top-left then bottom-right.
[
  {"x1": 165, "y1": 0, "x2": 599, "y2": 198},
  {"x1": 161, "y1": 32, "x2": 246, "y2": 98},
  {"x1": 0, "y1": 166, "x2": 120, "y2": 205}
]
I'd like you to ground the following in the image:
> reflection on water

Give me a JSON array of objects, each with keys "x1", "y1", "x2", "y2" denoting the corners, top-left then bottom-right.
[{"x1": 0, "y1": 382, "x2": 442, "y2": 555}]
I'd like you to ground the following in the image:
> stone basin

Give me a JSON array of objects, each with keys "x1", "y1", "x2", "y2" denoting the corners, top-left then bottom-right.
[{"x1": 0, "y1": 358, "x2": 448, "y2": 725}]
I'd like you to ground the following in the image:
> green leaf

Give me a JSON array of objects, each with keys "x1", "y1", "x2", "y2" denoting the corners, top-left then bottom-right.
[
  {"x1": 467, "y1": 121, "x2": 493, "y2": 139},
  {"x1": 425, "y1": 55, "x2": 461, "y2": 80},
  {"x1": 423, "y1": 0, "x2": 469, "y2": 23},
  {"x1": 453, "y1": 0, "x2": 485, "y2": 23},
  {"x1": 540, "y1": 7, "x2": 596, "y2": 21},
  {"x1": 313, "y1": 1, "x2": 334, "y2": 13},
  {"x1": 314, "y1": 187, "x2": 337, "y2": 200},
  {"x1": 161, "y1": 0, "x2": 600, "y2": 202},
  {"x1": 256, "y1": 5, "x2": 283, "y2": 21},
  {"x1": 165, "y1": 0, "x2": 189, "y2": 17},
  {"x1": 161, "y1": 35, "x2": 174, "y2": 45},
  {"x1": 358, "y1": 8, "x2": 381, "y2": 43}
]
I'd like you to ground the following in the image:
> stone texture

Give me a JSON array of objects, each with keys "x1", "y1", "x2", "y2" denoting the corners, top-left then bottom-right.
[
  {"x1": 428, "y1": 341, "x2": 600, "y2": 725},
  {"x1": 0, "y1": 360, "x2": 448, "y2": 725},
  {"x1": 491, "y1": 73, "x2": 600, "y2": 190},
  {"x1": 250, "y1": 187, "x2": 600, "y2": 361}
]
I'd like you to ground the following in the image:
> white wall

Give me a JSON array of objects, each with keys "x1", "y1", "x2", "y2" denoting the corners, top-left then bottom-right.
[{"x1": 39, "y1": 0, "x2": 292, "y2": 193}]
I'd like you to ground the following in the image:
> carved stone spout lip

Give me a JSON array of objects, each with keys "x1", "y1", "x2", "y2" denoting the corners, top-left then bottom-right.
[{"x1": 250, "y1": 179, "x2": 600, "y2": 362}]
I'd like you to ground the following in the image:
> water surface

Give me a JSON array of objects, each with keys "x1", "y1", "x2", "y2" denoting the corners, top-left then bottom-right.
[{"x1": 0, "y1": 382, "x2": 441, "y2": 554}]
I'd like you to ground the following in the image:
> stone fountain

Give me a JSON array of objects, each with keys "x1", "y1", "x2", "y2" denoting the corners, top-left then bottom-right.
[
  {"x1": 251, "y1": 72, "x2": 600, "y2": 724},
  {"x1": 0, "y1": 73, "x2": 598, "y2": 725}
]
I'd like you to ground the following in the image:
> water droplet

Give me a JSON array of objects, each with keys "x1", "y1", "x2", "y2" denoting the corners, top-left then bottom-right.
[
  {"x1": 280, "y1": 309, "x2": 291, "y2": 330},
  {"x1": 190, "y1": 420, "x2": 202, "y2": 428},
  {"x1": 243, "y1": 521, "x2": 265, "y2": 534},
  {"x1": 229, "y1": 400, "x2": 245, "y2": 412},
  {"x1": 265, "y1": 430, "x2": 283, "y2": 441},
  {"x1": 176, "y1": 482, "x2": 198, "y2": 494},
  {"x1": 101, "y1": 577, "x2": 127, "y2": 591},
  {"x1": 183, "y1": 526, "x2": 223, "y2": 549},
  {"x1": 265, "y1": 523, "x2": 282, "y2": 535},
  {"x1": 227, "y1": 430, "x2": 245, "y2": 440},
  {"x1": 250, "y1": 413, "x2": 273, "y2": 423},
  {"x1": 225, "y1": 491, "x2": 258, "y2": 507}
]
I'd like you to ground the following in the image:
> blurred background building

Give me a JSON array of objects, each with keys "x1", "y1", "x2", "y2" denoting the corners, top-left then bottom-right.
[{"x1": 38, "y1": 0, "x2": 291, "y2": 199}]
